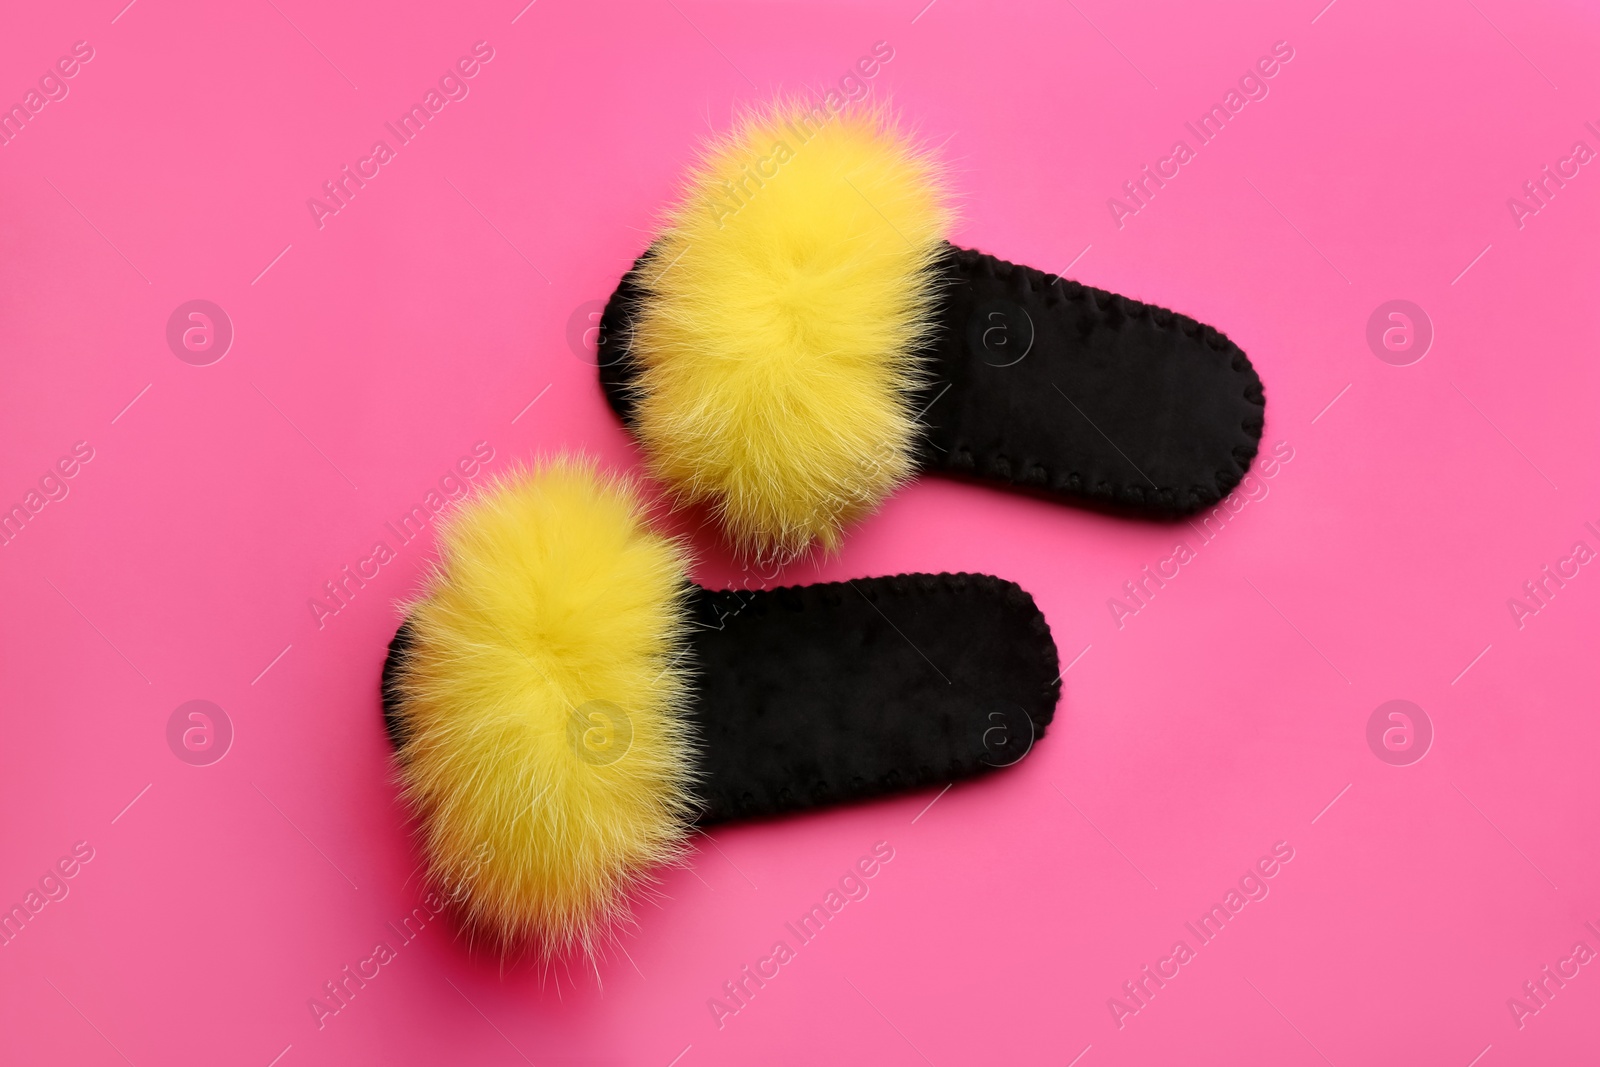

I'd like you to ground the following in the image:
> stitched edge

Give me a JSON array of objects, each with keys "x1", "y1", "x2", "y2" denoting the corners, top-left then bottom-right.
[
  {"x1": 694, "y1": 571, "x2": 1061, "y2": 821},
  {"x1": 933, "y1": 243, "x2": 1266, "y2": 513}
]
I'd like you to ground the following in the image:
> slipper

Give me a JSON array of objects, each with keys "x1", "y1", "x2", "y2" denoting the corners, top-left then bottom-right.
[
  {"x1": 595, "y1": 100, "x2": 1266, "y2": 560},
  {"x1": 380, "y1": 457, "x2": 1058, "y2": 958}
]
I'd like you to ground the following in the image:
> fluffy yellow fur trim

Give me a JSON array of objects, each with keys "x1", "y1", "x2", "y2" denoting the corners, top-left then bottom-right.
[
  {"x1": 632, "y1": 100, "x2": 952, "y2": 560},
  {"x1": 393, "y1": 457, "x2": 697, "y2": 959}
]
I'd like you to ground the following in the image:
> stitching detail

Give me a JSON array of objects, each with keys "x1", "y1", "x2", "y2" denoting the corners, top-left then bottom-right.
[
  {"x1": 932, "y1": 243, "x2": 1266, "y2": 512},
  {"x1": 694, "y1": 571, "x2": 1061, "y2": 821}
]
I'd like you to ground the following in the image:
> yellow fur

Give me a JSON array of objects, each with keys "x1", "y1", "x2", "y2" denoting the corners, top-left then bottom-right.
[
  {"x1": 393, "y1": 457, "x2": 697, "y2": 959},
  {"x1": 633, "y1": 100, "x2": 952, "y2": 560}
]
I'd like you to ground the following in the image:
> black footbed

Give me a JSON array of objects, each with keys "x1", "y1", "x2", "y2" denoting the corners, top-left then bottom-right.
[
  {"x1": 381, "y1": 572, "x2": 1060, "y2": 825},
  {"x1": 597, "y1": 242, "x2": 1265, "y2": 517}
]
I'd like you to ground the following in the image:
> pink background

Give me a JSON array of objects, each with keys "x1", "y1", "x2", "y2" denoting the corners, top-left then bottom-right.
[{"x1": 3, "y1": 0, "x2": 1598, "y2": 1063}]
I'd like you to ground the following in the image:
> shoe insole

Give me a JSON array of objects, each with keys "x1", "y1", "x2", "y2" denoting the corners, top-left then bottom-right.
[
  {"x1": 598, "y1": 241, "x2": 1266, "y2": 517},
  {"x1": 382, "y1": 572, "x2": 1060, "y2": 824}
]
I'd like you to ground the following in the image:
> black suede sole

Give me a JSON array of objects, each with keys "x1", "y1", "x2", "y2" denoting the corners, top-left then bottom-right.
[
  {"x1": 597, "y1": 242, "x2": 1265, "y2": 518},
  {"x1": 381, "y1": 572, "x2": 1060, "y2": 825}
]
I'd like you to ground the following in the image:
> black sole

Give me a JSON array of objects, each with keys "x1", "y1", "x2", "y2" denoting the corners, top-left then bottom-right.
[
  {"x1": 597, "y1": 242, "x2": 1265, "y2": 518},
  {"x1": 381, "y1": 572, "x2": 1060, "y2": 825}
]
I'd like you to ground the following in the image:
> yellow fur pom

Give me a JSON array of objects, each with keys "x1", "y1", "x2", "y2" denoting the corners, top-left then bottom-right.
[
  {"x1": 393, "y1": 457, "x2": 697, "y2": 959},
  {"x1": 632, "y1": 100, "x2": 952, "y2": 560}
]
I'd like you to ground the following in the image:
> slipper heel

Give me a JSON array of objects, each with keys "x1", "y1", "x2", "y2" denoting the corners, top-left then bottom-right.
[{"x1": 919, "y1": 243, "x2": 1265, "y2": 516}]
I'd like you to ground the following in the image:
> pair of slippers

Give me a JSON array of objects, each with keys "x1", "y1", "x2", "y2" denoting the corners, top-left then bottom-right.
[{"x1": 380, "y1": 101, "x2": 1265, "y2": 959}]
